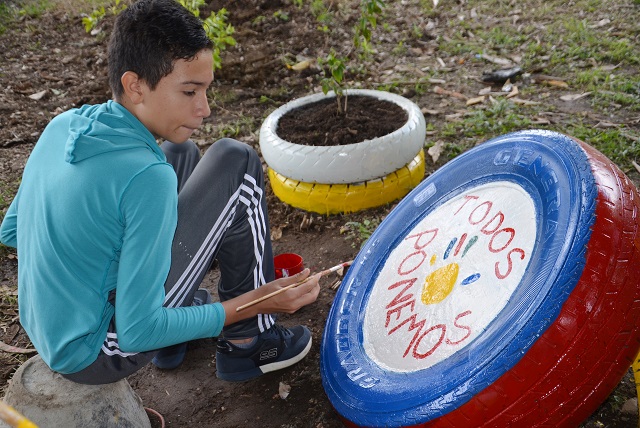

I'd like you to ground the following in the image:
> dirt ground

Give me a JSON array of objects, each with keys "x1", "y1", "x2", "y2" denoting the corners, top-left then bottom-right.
[{"x1": 1, "y1": 0, "x2": 640, "y2": 427}]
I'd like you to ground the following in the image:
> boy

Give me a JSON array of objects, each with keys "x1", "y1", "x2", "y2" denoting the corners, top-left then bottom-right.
[{"x1": 0, "y1": 0, "x2": 320, "y2": 384}]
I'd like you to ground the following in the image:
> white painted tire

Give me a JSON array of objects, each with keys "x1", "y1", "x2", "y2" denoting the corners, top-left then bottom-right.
[{"x1": 259, "y1": 89, "x2": 426, "y2": 184}]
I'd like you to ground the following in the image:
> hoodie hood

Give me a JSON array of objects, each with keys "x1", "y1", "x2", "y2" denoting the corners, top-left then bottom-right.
[{"x1": 65, "y1": 100, "x2": 165, "y2": 164}]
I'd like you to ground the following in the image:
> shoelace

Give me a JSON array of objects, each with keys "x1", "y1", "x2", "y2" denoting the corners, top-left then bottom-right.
[{"x1": 268, "y1": 324, "x2": 293, "y2": 339}]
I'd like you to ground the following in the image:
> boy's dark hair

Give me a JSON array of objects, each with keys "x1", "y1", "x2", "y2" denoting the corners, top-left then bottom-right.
[{"x1": 108, "y1": 0, "x2": 213, "y2": 99}]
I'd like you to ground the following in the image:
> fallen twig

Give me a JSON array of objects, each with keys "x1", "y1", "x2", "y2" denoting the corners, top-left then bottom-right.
[{"x1": 0, "y1": 340, "x2": 36, "y2": 355}]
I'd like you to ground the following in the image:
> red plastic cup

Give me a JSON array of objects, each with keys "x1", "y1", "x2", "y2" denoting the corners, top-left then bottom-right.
[{"x1": 274, "y1": 253, "x2": 304, "y2": 279}]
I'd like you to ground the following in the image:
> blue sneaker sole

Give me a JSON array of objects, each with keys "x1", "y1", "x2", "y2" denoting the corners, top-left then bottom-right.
[{"x1": 216, "y1": 337, "x2": 312, "y2": 382}]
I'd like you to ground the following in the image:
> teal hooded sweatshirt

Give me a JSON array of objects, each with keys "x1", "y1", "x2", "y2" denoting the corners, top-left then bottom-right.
[{"x1": 0, "y1": 101, "x2": 225, "y2": 374}]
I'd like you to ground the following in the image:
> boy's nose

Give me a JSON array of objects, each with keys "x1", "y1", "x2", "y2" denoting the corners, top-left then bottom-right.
[{"x1": 198, "y1": 93, "x2": 211, "y2": 118}]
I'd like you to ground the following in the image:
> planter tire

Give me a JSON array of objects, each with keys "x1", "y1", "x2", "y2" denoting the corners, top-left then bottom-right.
[
  {"x1": 320, "y1": 130, "x2": 640, "y2": 427},
  {"x1": 259, "y1": 89, "x2": 426, "y2": 184},
  {"x1": 268, "y1": 150, "x2": 425, "y2": 215}
]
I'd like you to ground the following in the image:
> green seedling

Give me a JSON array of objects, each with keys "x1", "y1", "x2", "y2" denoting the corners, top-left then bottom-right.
[
  {"x1": 318, "y1": 0, "x2": 385, "y2": 114},
  {"x1": 340, "y1": 218, "x2": 381, "y2": 248}
]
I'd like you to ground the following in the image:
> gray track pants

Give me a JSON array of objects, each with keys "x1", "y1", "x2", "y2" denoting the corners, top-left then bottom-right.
[{"x1": 63, "y1": 138, "x2": 275, "y2": 384}]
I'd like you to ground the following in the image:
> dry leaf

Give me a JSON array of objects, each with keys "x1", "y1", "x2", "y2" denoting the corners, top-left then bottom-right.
[
  {"x1": 543, "y1": 80, "x2": 569, "y2": 88},
  {"x1": 428, "y1": 141, "x2": 445, "y2": 163},
  {"x1": 600, "y1": 64, "x2": 620, "y2": 71},
  {"x1": 560, "y1": 92, "x2": 591, "y2": 102},
  {"x1": 531, "y1": 116, "x2": 551, "y2": 125},
  {"x1": 590, "y1": 18, "x2": 611, "y2": 28},
  {"x1": 506, "y1": 86, "x2": 519, "y2": 99},
  {"x1": 479, "y1": 53, "x2": 513, "y2": 67},
  {"x1": 510, "y1": 97, "x2": 541, "y2": 106},
  {"x1": 300, "y1": 215, "x2": 312, "y2": 230},
  {"x1": 466, "y1": 96, "x2": 485, "y2": 106},
  {"x1": 0, "y1": 340, "x2": 36, "y2": 354},
  {"x1": 445, "y1": 112, "x2": 464, "y2": 121},
  {"x1": 421, "y1": 107, "x2": 441, "y2": 115},
  {"x1": 290, "y1": 59, "x2": 313, "y2": 71},
  {"x1": 28, "y1": 90, "x2": 47, "y2": 100},
  {"x1": 433, "y1": 86, "x2": 466, "y2": 100},
  {"x1": 279, "y1": 382, "x2": 291, "y2": 399},
  {"x1": 270, "y1": 227, "x2": 283, "y2": 241},
  {"x1": 595, "y1": 120, "x2": 618, "y2": 128}
]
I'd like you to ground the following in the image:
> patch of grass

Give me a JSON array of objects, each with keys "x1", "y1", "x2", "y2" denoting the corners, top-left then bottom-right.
[
  {"x1": 208, "y1": 88, "x2": 238, "y2": 106},
  {"x1": 483, "y1": 26, "x2": 528, "y2": 50},
  {"x1": 273, "y1": 10, "x2": 289, "y2": 21},
  {"x1": 0, "y1": 0, "x2": 64, "y2": 35},
  {"x1": 212, "y1": 116, "x2": 257, "y2": 140},
  {"x1": 309, "y1": 0, "x2": 333, "y2": 26},
  {"x1": 340, "y1": 217, "x2": 381, "y2": 248},
  {"x1": 438, "y1": 31, "x2": 479, "y2": 56},
  {"x1": 566, "y1": 123, "x2": 640, "y2": 170},
  {"x1": 48, "y1": 0, "x2": 116, "y2": 14},
  {"x1": 416, "y1": 0, "x2": 439, "y2": 17},
  {"x1": 391, "y1": 39, "x2": 408, "y2": 56},
  {"x1": 559, "y1": 18, "x2": 639, "y2": 65},
  {"x1": 0, "y1": 2, "x2": 14, "y2": 35},
  {"x1": 18, "y1": 0, "x2": 53, "y2": 19},
  {"x1": 441, "y1": 99, "x2": 535, "y2": 141},
  {"x1": 251, "y1": 15, "x2": 266, "y2": 26},
  {"x1": 572, "y1": 69, "x2": 640, "y2": 111},
  {"x1": 0, "y1": 286, "x2": 19, "y2": 307}
]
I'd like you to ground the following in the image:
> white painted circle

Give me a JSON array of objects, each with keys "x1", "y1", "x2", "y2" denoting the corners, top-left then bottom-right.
[
  {"x1": 363, "y1": 181, "x2": 537, "y2": 372},
  {"x1": 259, "y1": 89, "x2": 426, "y2": 184}
]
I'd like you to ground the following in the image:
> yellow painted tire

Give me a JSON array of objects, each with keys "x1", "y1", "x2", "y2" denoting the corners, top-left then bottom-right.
[
  {"x1": 633, "y1": 353, "x2": 640, "y2": 419},
  {"x1": 268, "y1": 150, "x2": 425, "y2": 215}
]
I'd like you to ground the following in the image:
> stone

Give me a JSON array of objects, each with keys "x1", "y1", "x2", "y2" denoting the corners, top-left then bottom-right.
[{"x1": 0, "y1": 355, "x2": 150, "y2": 428}]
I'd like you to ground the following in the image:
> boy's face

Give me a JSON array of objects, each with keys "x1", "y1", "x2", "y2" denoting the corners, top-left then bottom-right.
[{"x1": 135, "y1": 50, "x2": 214, "y2": 143}]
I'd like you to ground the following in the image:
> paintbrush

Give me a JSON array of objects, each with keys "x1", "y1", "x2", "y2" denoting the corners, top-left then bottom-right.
[
  {"x1": 236, "y1": 260, "x2": 353, "y2": 312},
  {"x1": 0, "y1": 401, "x2": 37, "y2": 428}
]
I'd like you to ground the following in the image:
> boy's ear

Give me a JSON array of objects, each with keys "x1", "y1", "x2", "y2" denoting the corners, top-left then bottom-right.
[{"x1": 120, "y1": 71, "x2": 145, "y2": 104}]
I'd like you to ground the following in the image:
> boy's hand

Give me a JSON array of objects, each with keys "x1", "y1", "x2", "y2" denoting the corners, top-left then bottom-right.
[
  {"x1": 264, "y1": 268, "x2": 321, "y2": 314},
  {"x1": 221, "y1": 268, "x2": 321, "y2": 326}
]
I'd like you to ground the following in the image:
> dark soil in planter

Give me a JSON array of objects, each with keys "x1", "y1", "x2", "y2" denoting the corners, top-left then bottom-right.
[{"x1": 276, "y1": 95, "x2": 408, "y2": 146}]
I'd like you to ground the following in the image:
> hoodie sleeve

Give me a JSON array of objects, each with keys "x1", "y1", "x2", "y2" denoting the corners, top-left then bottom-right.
[
  {"x1": 0, "y1": 193, "x2": 18, "y2": 248},
  {"x1": 113, "y1": 163, "x2": 224, "y2": 352}
]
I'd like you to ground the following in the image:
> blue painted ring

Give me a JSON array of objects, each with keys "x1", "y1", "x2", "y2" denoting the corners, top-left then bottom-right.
[{"x1": 320, "y1": 130, "x2": 598, "y2": 427}]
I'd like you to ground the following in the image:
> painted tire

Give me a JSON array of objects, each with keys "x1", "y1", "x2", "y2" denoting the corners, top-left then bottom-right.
[
  {"x1": 320, "y1": 130, "x2": 640, "y2": 427},
  {"x1": 259, "y1": 89, "x2": 426, "y2": 184},
  {"x1": 268, "y1": 150, "x2": 425, "y2": 216}
]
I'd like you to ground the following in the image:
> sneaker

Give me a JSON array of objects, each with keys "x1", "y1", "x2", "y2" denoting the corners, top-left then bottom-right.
[
  {"x1": 152, "y1": 289, "x2": 211, "y2": 370},
  {"x1": 215, "y1": 324, "x2": 312, "y2": 382}
]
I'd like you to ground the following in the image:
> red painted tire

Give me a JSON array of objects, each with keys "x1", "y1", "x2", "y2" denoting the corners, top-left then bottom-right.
[
  {"x1": 430, "y1": 137, "x2": 640, "y2": 427},
  {"x1": 320, "y1": 130, "x2": 640, "y2": 427}
]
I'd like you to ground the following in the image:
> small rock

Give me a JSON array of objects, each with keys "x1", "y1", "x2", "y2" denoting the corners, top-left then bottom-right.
[{"x1": 620, "y1": 397, "x2": 638, "y2": 415}]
